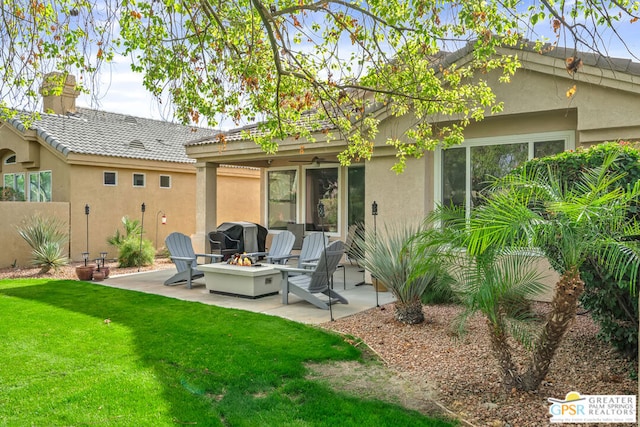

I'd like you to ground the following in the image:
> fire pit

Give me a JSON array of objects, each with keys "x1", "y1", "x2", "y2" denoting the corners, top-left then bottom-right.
[{"x1": 199, "y1": 262, "x2": 280, "y2": 298}]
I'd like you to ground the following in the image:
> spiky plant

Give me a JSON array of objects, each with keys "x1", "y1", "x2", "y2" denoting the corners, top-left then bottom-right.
[
  {"x1": 357, "y1": 221, "x2": 442, "y2": 324},
  {"x1": 17, "y1": 215, "x2": 69, "y2": 273},
  {"x1": 107, "y1": 216, "x2": 142, "y2": 247}
]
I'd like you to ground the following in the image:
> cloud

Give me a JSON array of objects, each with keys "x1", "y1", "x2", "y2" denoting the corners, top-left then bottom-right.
[{"x1": 77, "y1": 55, "x2": 168, "y2": 120}]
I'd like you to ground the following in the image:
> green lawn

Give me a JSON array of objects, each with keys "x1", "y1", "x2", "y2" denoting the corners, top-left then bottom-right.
[{"x1": 0, "y1": 279, "x2": 455, "y2": 426}]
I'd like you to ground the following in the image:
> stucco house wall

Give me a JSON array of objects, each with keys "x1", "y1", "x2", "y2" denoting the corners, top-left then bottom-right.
[
  {"x1": 182, "y1": 45, "x2": 640, "y2": 300},
  {"x1": 0, "y1": 202, "x2": 70, "y2": 268},
  {"x1": 0, "y1": 86, "x2": 260, "y2": 267}
]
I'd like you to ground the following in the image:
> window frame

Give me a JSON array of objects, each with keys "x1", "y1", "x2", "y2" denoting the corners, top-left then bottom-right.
[
  {"x1": 302, "y1": 165, "x2": 341, "y2": 236},
  {"x1": 265, "y1": 167, "x2": 298, "y2": 230},
  {"x1": 103, "y1": 171, "x2": 117, "y2": 186},
  {"x1": 3, "y1": 154, "x2": 16, "y2": 165},
  {"x1": 3, "y1": 172, "x2": 26, "y2": 200},
  {"x1": 434, "y1": 131, "x2": 575, "y2": 214},
  {"x1": 159, "y1": 174, "x2": 171, "y2": 189},
  {"x1": 132, "y1": 173, "x2": 146, "y2": 188},
  {"x1": 27, "y1": 170, "x2": 52, "y2": 202}
]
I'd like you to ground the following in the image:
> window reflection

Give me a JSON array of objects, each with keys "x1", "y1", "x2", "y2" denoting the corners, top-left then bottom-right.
[
  {"x1": 267, "y1": 170, "x2": 297, "y2": 229},
  {"x1": 305, "y1": 168, "x2": 338, "y2": 232}
]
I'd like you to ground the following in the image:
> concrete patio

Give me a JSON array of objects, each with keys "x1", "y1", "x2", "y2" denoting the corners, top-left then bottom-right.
[{"x1": 101, "y1": 263, "x2": 395, "y2": 324}]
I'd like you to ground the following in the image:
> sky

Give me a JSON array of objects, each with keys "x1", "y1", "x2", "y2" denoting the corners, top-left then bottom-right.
[
  {"x1": 74, "y1": 11, "x2": 640, "y2": 126},
  {"x1": 76, "y1": 56, "x2": 172, "y2": 123}
]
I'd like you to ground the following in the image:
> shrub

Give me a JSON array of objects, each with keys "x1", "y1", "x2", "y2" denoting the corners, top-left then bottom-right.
[
  {"x1": 17, "y1": 215, "x2": 69, "y2": 273},
  {"x1": 514, "y1": 141, "x2": 640, "y2": 359},
  {"x1": 0, "y1": 186, "x2": 24, "y2": 201},
  {"x1": 107, "y1": 217, "x2": 155, "y2": 268},
  {"x1": 116, "y1": 237, "x2": 155, "y2": 268}
]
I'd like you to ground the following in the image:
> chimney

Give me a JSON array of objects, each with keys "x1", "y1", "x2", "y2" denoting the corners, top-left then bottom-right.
[{"x1": 40, "y1": 72, "x2": 80, "y2": 115}]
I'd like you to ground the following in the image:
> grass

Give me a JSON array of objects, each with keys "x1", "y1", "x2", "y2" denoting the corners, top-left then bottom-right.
[{"x1": 0, "y1": 279, "x2": 456, "y2": 426}]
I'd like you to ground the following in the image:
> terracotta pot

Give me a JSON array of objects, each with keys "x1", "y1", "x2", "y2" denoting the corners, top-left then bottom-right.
[
  {"x1": 102, "y1": 266, "x2": 110, "y2": 279},
  {"x1": 75, "y1": 265, "x2": 96, "y2": 281},
  {"x1": 92, "y1": 270, "x2": 105, "y2": 281}
]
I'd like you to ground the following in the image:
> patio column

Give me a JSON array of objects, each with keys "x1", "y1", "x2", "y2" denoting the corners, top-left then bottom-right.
[{"x1": 194, "y1": 161, "x2": 218, "y2": 253}]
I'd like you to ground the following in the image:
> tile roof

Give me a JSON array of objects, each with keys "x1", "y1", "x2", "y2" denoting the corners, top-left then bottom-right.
[
  {"x1": 8, "y1": 108, "x2": 221, "y2": 163},
  {"x1": 186, "y1": 113, "x2": 336, "y2": 147}
]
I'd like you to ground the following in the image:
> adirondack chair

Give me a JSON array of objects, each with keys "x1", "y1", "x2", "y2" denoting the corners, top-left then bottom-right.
[
  {"x1": 164, "y1": 232, "x2": 222, "y2": 289},
  {"x1": 296, "y1": 232, "x2": 329, "y2": 269},
  {"x1": 246, "y1": 230, "x2": 296, "y2": 264},
  {"x1": 275, "y1": 240, "x2": 348, "y2": 310}
]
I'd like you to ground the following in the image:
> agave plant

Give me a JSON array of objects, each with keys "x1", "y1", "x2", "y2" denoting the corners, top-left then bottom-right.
[
  {"x1": 17, "y1": 215, "x2": 69, "y2": 273},
  {"x1": 357, "y1": 221, "x2": 442, "y2": 324}
]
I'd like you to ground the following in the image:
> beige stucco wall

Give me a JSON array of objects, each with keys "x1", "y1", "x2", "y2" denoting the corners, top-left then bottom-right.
[
  {"x1": 66, "y1": 160, "x2": 198, "y2": 261},
  {"x1": 0, "y1": 202, "x2": 70, "y2": 268},
  {"x1": 1, "y1": 128, "x2": 261, "y2": 264},
  {"x1": 216, "y1": 166, "x2": 261, "y2": 224},
  {"x1": 481, "y1": 64, "x2": 640, "y2": 144}
]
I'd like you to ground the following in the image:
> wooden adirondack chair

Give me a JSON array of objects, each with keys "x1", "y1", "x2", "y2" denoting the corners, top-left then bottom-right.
[{"x1": 296, "y1": 232, "x2": 329, "y2": 269}]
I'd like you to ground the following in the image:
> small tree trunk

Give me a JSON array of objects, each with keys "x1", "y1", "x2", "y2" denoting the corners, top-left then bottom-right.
[
  {"x1": 394, "y1": 299, "x2": 424, "y2": 324},
  {"x1": 486, "y1": 319, "x2": 523, "y2": 390},
  {"x1": 520, "y1": 266, "x2": 584, "y2": 391}
]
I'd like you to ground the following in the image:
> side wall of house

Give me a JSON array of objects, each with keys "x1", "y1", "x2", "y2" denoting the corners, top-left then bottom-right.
[
  {"x1": 0, "y1": 129, "x2": 261, "y2": 266},
  {"x1": 64, "y1": 162, "x2": 260, "y2": 263},
  {"x1": 67, "y1": 160, "x2": 198, "y2": 261}
]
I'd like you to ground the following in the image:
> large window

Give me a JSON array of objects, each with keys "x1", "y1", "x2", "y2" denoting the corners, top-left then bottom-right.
[
  {"x1": 438, "y1": 133, "x2": 572, "y2": 213},
  {"x1": 28, "y1": 171, "x2": 52, "y2": 202},
  {"x1": 3, "y1": 173, "x2": 25, "y2": 200},
  {"x1": 267, "y1": 169, "x2": 297, "y2": 229},
  {"x1": 305, "y1": 167, "x2": 339, "y2": 233}
]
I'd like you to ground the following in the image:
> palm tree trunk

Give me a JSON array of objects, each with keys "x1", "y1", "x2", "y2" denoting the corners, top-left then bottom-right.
[
  {"x1": 486, "y1": 319, "x2": 522, "y2": 390},
  {"x1": 520, "y1": 266, "x2": 584, "y2": 391},
  {"x1": 394, "y1": 299, "x2": 425, "y2": 324}
]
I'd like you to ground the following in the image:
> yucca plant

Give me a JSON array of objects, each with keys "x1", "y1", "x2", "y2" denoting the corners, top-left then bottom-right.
[
  {"x1": 17, "y1": 215, "x2": 69, "y2": 273},
  {"x1": 357, "y1": 221, "x2": 443, "y2": 324}
]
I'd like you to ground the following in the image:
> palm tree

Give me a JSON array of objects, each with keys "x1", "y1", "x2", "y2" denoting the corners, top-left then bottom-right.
[
  {"x1": 465, "y1": 149, "x2": 640, "y2": 391},
  {"x1": 416, "y1": 208, "x2": 547, "y2": 390}
]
